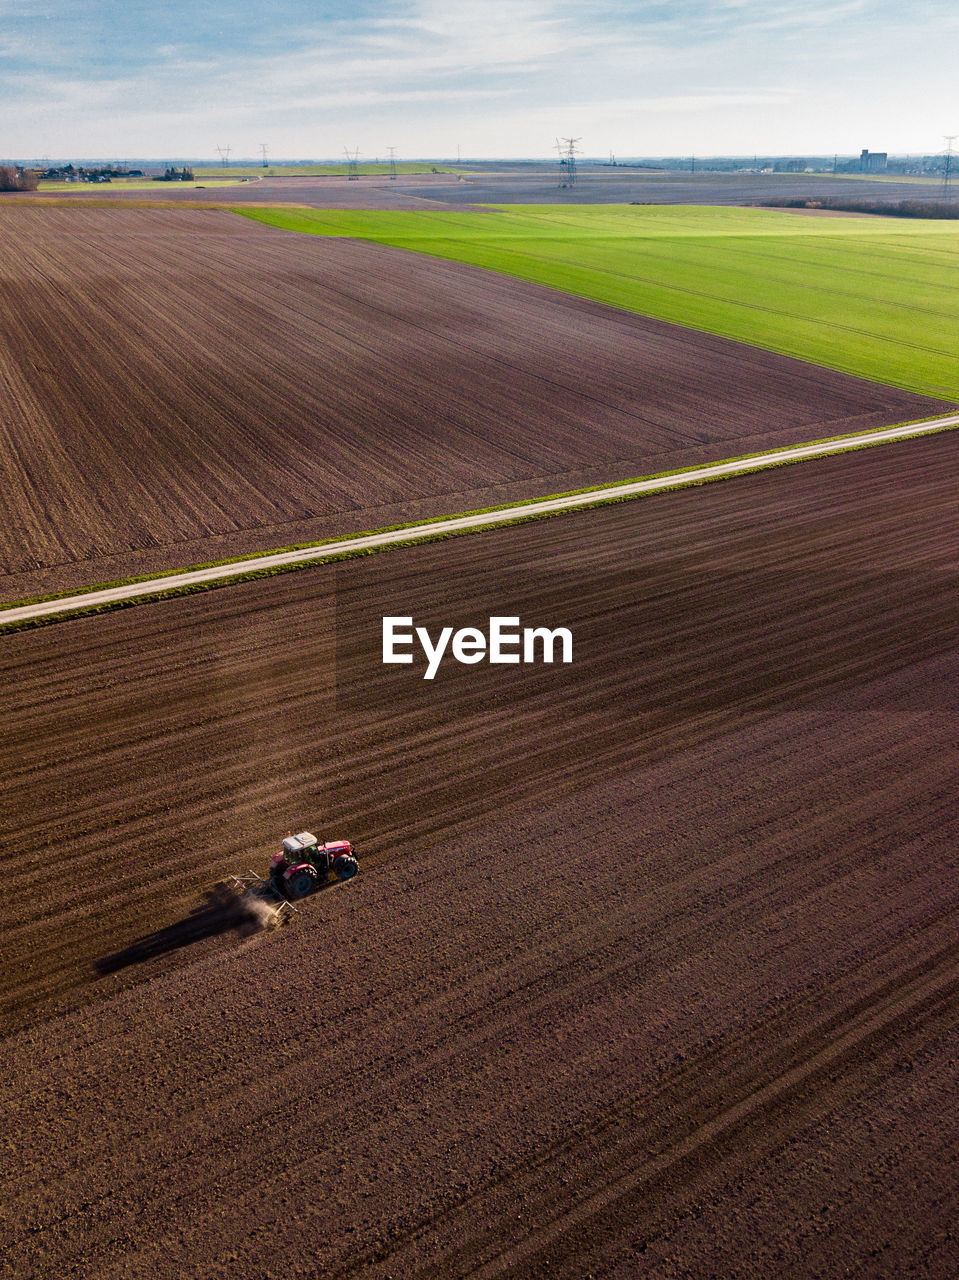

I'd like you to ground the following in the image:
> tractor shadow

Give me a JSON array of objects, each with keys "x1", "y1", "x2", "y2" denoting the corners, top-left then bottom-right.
[{"x1": 93, "y1": 882, "x2": 284, "y2": 976}]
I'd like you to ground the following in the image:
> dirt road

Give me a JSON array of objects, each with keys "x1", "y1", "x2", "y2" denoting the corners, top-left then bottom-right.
[{"x1": 4, "y1": 414, "x2": 956, "y2": 627}]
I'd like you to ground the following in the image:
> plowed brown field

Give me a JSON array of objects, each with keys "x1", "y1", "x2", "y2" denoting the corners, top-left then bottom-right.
[
  {"x1": 2, "y1": 434, "x2": 958, "y2": 1277},
  {"x1": 1, "y1": 167, "x2": 944, "y2": 209},
  {"x1": 0, "y1": 207, "x2": 948, "y2": 600},
  {"x1": 0, "y1": 172, "x2": 464, "y2": 209}
]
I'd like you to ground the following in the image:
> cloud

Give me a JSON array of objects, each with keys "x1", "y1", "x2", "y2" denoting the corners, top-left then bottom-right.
[
  {"x1": 0, "y1": 1, "x2": 59, "y2": 13},
  {"x1": 591, "y1": 91, "x2": 799, "y2": 115},
  {"x1": 2, "y1": 0, "x2": 957, "y2": 156}
]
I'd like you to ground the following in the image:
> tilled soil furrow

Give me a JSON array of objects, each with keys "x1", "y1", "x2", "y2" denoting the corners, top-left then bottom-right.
[
  {"x1": 392, "y1": 950, "x2": 959, "y2": 1280},
  {"x1": 2, "y1": 441, "x2": 958, "y2": 1031},
  {"x1": 4, "y1": 439, "x2": 958, "y2": 1277}
]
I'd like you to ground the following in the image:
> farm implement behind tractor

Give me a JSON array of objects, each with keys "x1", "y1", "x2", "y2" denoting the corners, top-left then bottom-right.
[{"x1": 229, "y1": 831, "x2": 359, "y2": 925}]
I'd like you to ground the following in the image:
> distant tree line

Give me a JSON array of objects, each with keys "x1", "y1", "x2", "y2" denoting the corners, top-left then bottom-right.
[
  {"x1": 0, "y1": 166, "x2": 39, "y2": 191},
  {"x1": 154, "y1": 167, "x2": 195, "y2": 182},
  {"x1": 761, "y1": 198, "x2": 959, "y2": 219}
]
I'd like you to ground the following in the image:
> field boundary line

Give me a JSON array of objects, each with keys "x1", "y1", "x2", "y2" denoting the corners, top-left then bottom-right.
[{"x1": 1, "y1": 414, "x2": 957, "y2": 632}]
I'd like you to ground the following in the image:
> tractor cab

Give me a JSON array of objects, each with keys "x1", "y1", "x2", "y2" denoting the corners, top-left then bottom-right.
[{"x1": 281, "y1": 831, "x2": 319, "y2": 859}]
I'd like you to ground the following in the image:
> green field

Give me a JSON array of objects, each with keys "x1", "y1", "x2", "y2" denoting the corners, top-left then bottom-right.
[
  {"x1": 238, "y1": 204, "x2": 959, "y2": 400},
  {"x1": 195, "y1": 163, "x2": 459, "y2": 178}
]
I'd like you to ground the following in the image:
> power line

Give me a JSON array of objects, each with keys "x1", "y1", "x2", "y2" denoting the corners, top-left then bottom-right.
[
  {"x1": 386, "y1": 145, "x2": 398, "y2": 180},
  {"x1": 259, "y1": 143, "x2": 269, "y2": 169},
  {"x1": 555, "y1": 136, "x2": 581, "y2": 188},
  {"x1": 343, "y1": 145, "x2": 360, "y2": 180},
  {"x1": 943, "y1": 135, "x2": 956, "y2": 198},
  {"x1": 215, "y1": 144, "x2": 231, "y2": 168}
]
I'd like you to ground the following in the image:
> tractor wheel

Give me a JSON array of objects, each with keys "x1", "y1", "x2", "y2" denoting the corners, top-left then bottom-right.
[
  {"x1": 284, "y1": 865, "x2": 319, "y2": 899},
  {"x1": 333, "y1": 855, "x2": 359, "y2": 882}
]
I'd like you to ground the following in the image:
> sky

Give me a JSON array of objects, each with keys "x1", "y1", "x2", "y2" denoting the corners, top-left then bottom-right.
[{"x1": 3, "y1": 0, "x2": 958, "y2": 161}]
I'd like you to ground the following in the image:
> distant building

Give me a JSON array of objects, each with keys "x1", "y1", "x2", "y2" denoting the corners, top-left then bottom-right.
[{"x1": 860, "y1": 149, "x2": 888, "y2": 172}]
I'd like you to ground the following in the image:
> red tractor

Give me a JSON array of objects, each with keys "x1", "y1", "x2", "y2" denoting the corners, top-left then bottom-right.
[{"x1": 229, "y1": 831, "x2": 359, "y2": 922}]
